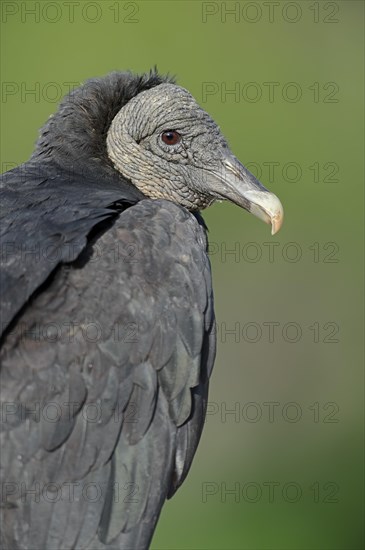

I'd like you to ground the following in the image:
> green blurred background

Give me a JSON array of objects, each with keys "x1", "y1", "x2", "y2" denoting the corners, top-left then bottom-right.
[{"x1": 1, "y1": 1, "x2": 363, "y2": 548}]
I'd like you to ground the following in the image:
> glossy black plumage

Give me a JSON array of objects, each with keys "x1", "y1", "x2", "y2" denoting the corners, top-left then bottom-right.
[{"x1": 0, "y1": 72, "x2": 216, "y2": 549}]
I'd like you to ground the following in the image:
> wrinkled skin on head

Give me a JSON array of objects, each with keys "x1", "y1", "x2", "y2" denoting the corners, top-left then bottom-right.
[{"x1": 107, "y1": 83, "x2": 283, "y2": 233}]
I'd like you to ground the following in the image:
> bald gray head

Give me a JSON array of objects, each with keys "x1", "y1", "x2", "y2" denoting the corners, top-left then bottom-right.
[{"x1": 107, "y1": 83, "x2": 283, "y2": 233}]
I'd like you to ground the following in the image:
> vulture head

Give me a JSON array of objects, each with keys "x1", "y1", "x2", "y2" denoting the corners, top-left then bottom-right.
[{"x1": 34, "y1": 70, "x2": 283, "y2": 234}]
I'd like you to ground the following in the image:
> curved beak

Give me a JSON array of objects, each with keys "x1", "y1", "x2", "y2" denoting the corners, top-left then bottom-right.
[{"x1": 210, "y1": 155, "x2": 284, "y2": 235}]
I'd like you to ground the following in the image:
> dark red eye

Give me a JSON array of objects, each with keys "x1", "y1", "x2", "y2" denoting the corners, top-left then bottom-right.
[{"x1": 161, "y1": 130, "x2": 181, "y2": 145}]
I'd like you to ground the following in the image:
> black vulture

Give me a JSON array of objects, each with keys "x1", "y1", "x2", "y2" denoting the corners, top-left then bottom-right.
[{"x1": 0, "y1": 70, "x2": 283, "y2": 549}]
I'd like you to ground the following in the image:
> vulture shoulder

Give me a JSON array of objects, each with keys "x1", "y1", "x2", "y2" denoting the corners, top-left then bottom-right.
[{"x1": 0, "y1": 162, "x2": 143, "y2": 336}]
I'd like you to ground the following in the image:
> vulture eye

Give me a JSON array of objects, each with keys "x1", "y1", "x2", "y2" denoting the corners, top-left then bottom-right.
[{"x1": 161, "y1": 130, "x2": 181, "y2": 146}]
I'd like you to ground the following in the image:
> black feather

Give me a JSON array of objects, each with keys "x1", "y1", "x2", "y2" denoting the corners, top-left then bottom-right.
[{"x1": 0, "y1": 71, "x2": 216, "y2": 550}]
